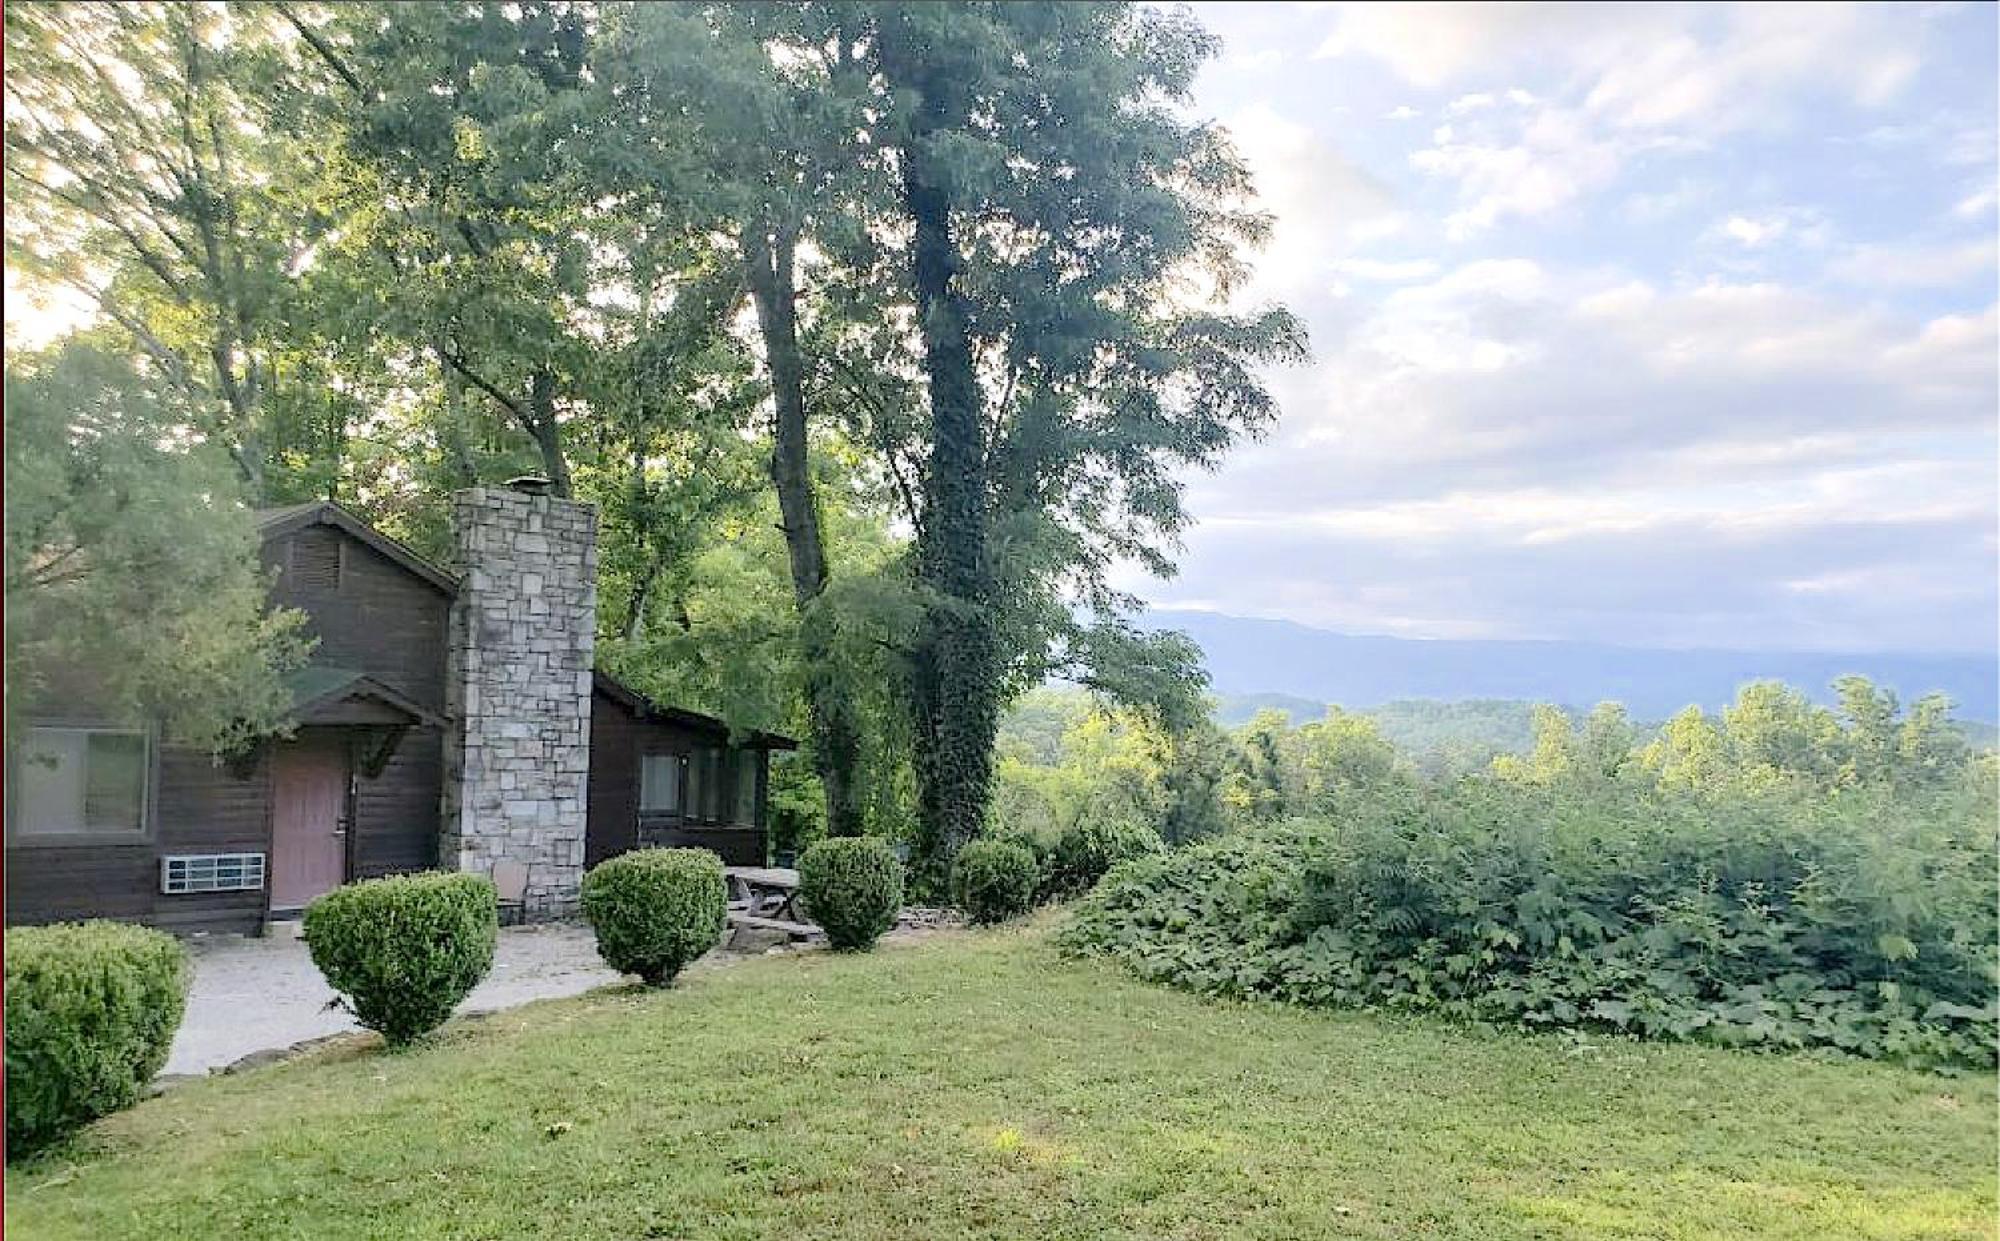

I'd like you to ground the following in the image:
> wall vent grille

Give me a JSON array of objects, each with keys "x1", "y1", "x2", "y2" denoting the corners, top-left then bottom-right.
[{"x1": 161, "y1": 853, "x2": 266, "y2": 895}]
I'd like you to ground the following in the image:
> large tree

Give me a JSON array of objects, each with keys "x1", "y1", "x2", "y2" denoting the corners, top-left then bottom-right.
[
  {"x1": 862, "y1": 3, "x2": 1307, "y2": 885},
  {"x1": 594, "y1": 3, "x2": 902, "y2": 838},
  {"x1": 4, "y1": 341, "x2": 310, "y2": 750},
  {"x1": 4, "y1": 1, "x2": 339, "y2": 499}
]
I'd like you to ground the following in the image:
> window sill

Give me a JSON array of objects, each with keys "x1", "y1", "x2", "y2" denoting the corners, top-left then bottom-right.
[{"x1": 7, "y1": 832, "x2": 152, "y2": 850}]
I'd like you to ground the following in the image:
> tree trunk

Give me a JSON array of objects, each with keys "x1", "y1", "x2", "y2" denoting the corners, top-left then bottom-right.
[
  {"x1": 743, "y1": 222, "x2": 868, "y2": 839},
  {"x1": 528, "y1": 367, "x2": 572, "y2": 498},
  {"x1": 879, "y1": 28, "x2": 1001, "y2": 892}
]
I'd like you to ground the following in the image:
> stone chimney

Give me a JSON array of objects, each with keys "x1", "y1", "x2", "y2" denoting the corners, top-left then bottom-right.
[{"x1": 441, "y1": 484, "x2": 597, "y2": 917}]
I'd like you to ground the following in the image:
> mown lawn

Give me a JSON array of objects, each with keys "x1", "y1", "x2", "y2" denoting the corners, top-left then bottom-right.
[{"x1": 8, "y1": 923, "x2": 1995, "y2": 1240}]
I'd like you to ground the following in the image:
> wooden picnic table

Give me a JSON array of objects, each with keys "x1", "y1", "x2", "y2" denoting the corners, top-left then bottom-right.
[{"x1": 723, "y1": 866, "x2": 819, "y2": 939}]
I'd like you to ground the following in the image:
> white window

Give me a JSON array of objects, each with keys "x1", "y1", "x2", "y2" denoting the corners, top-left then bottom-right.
[
  {"x1": 639, "y1": 753, "x2": 683, "y2": 814},
  {"x1": 14, "y1": 727, "x2": 148, "y2": 837}
]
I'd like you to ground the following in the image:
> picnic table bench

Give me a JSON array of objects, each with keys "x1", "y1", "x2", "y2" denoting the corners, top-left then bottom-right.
[{"x1": 723, "y1": 866, "x2": 821, "y2": 941}]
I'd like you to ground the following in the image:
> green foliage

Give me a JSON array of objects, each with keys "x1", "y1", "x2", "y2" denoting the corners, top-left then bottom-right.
[
  {"x1": 3, "y1": 343, "x2": 311, "y2": 751},
  {"x1": 1041, "y1": 817, "x2": 1165, "y2": 902},
  {"x1": 1221, "y1": 706, "x2": 1417, "y2": 824},
  {"x1": 955, "y1": 841, "x2": 1040, "y2": 926},
  {"x1": 580, "y1": 849, "x2": 727, "y2": 986},
  {"x1": 1066, "y1": 772, "x2": 1999, "y2": 1069},
  {"x1": 303, "y1": 873, "x2": 498, "y2": 1046},
  {"x1": 12, "y1": 928, "x2": 1995, "y2": 1240},
  {"x1": 4, "y1": 922, "x2": 189, "y2": 1156},
  {"x1": 799, "y1": 837, "x2": 904, "y2": 951},
  {"x1": 992, "y1": 690, "x2": 1233, "y2": 852}
]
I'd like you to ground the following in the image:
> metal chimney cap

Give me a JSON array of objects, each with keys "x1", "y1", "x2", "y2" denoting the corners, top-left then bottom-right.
[{"x1": 505, "y1": 475, "x2": 555, "y2": 496}]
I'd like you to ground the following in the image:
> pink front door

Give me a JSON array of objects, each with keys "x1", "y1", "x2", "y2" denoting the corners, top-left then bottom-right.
[{"x1": 271, "y1": 737, "x2": 349, "y2": 910}]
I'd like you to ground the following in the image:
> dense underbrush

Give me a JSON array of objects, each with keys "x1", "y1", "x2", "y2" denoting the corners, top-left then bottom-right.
[{"x1": 1063, "y1": 777, "x2": 1998, "y2": 1068}]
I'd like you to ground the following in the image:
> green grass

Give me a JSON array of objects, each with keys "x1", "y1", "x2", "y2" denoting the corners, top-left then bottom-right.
[{"x1": 9, "y1": 923, "x2": 1996, "y2": 1240}]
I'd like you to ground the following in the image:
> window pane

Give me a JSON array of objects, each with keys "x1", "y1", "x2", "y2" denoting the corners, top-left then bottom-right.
[
  {"x1": 85, "y1": 733, "x2": 146, "y2": 830},
  {"x1": 16, "y1": 730, "x2": 86, "y2": 836},
  {"x1": 15, "y1": 729, "x2": 145, "y2": 836},
  {"x1": 690, "y1": 747, "x2": 722, "y2": 820},
  {"x1": 733, "y1": 752, "x2": 757, "y2": 823},
  {"x1": 639, "y1": 754, "x2": 681, "y2": 813}
]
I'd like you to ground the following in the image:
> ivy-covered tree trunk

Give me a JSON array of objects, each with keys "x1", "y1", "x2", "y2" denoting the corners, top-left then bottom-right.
[
  {"x1": 882, "y1": 31, "x2": 1001, "y2": 892},
  {"x1": 743, "y1": 222, "x2": 869, "y2": 839}
]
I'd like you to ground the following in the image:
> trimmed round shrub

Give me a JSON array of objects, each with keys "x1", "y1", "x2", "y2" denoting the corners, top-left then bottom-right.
[
  {"x1": 580, "y1": 848, "x2": 726, "y2": 986},
  {"x1": 1042, "y1": 816, "x2": 1165, "y2": 901},
  {"x1": 303, "y1": 872, "x2": 497, "y2": 1046},
  {"x1": 5, "y1": 921, "x2": 189, "y2": 1156},
  {"x1": 956, "y1": 840, "x2": 1040, "y2": 925},
  {"x1": 799, "y1": 837, "x2": 903, "y2": 951}
]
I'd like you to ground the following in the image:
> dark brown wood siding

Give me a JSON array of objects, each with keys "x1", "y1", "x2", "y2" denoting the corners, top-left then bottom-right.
[
  {"x1": 586, "y1": 691, "x2": 642, "y2": 867},
  {"x1": 353, "y1": 728, "x2": 442, "y2": 879},
  {"x1": 8, "y1": 519, "x2": 455, "y2": 933},
  {"x1": 585, "y1": 687, "x2": 770, "y2": 871},
  {"x1": 263, "y1": 527, "x2": 451, "y2": 714},
  {"x1": 6, "y1": 743, "x2": 271, "y2": 934}
]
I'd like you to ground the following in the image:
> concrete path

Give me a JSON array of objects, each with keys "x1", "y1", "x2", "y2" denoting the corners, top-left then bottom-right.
[{"x1": 163, "y1": 921, "x2": 623, "y2": 1077}]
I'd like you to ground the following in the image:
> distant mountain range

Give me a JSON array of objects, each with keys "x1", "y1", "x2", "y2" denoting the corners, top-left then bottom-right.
[{"x1": 1143, "y1": 610, "x2": 2000, "y2": 723}]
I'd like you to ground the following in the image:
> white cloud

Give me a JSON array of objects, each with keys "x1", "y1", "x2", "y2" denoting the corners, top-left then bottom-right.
[
  {"x1": 1367, "y1": 4, "x2": 1941, "y2": 236},
  {"x1": 1313, "y1": 2, "x2": 1636, "y2": 89},
  {"x1": 1720, "y1": 215, "x2": 1786, "y2": 247},
  {"x1": 1227, "y1": 103, "x2": 1407, "y2": 296},
  {"x1": 1170, "y1": 2, "x2": 1997, "y2": 653},
  {"x1": 1953, "y1": 183, "x2": 1999, "y2": 219},
  {"x1": 1411, "y1": 106, "x2": 1627, "y2": 237},
  {"x1": 1704, "y1": 207, "x2": 1832, "y2": 250},
  {"x1": 1829, "y1": 238, "x2": 2000, "y2": 289},
  {"x1": 1329, "y1": 257, "x2": 1442, "y2": 283}
]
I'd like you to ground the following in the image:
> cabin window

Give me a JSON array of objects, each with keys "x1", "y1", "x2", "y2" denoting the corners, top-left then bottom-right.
[
  {"x1": 687, "y1": 746, "x2": 723, "y2": 821},
  {"x1": 639, "y1": 753, "x2": 684, "y2": 814},
  {"x1": 733, "y1": 752, "x2": 758, "y2": 824},
  {"x1": 13, "y1": 727, "x2": 148, "y2": 838}
]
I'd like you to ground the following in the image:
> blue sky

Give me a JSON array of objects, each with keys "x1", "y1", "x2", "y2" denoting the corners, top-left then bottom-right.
[{"x1": 1131, "y1": 1, "x2": 1998, "y2": 654}]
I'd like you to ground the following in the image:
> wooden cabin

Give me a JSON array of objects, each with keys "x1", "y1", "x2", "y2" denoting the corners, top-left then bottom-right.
[
  {"x1": 586, "y1": 673, "x2": 796, "y2": 868},
  {"x1": 4, "y1": 500, "x2": 792, "y2": 933}
]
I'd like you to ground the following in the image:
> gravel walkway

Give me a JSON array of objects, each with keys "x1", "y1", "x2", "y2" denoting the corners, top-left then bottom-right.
[
  {"x1": 161, "y1": 911, "x2": 963, "y2": 1079},
  {"x1": 162, "y1": 921, "x2": 622, "y2": 1077}
]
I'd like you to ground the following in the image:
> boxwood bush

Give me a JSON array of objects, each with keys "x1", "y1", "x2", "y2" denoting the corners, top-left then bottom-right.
[
  {"x1": 1063, "y1": 779, "x2": 2000, "y2": 1068},
  {"x1": 799, "y1": 837, "x2": 903, "y2": 951},
  {"x1": 580, "y1": 848, "x2": 726, "y2": 985},
  {"x1": 303, "y1": 872, "x2": 497, "y2": 1046},
  {"x1": 956, "y1": 840, "x2": 1040, "y2": 925},
  {"x1": 4, "y1": 921, "x2": 190, "y2": 1156},
  {"x1": 1040, "y1": 815, "x2": 1165, "y2": 901}
]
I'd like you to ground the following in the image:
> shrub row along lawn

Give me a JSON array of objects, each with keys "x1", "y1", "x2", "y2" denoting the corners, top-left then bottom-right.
[{"x1": 8, "y1": 924, "x2": 1995, "y2": 1241}]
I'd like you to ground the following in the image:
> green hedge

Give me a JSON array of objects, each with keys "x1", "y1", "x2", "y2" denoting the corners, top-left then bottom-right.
[
  {"x1": 799, "y1": 837, "x2": 903, "y2": 951},
  {"x1": 1041, "y1": 816, "x2": 1164, "y2": 901},
  {"x1": 304, "y1": 872, "x2": 497, "y2": 1046},
  {"x1": 4, "y1": 921, "x2": 190, "y2": 1156},
  {"x1": 580, "y1": 848, "x2": 726, "y2": 985},
  {"x1": 1064, "y1": 779, "x2": 2000, "y2": 1069},
  {"x1": 956, "y1": 840, "x2": 1039, "y2": 925}
]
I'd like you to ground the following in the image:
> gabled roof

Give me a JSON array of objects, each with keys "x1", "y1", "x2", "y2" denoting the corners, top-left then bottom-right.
[
  {"x1": 283, "y1": 664, "x2": 446, "y2": 729},
  {"x1": 592, "y1": 671, "x2": 797, "y2": 750},
  {"x1": 255, "y1": 501, "x2": 458, "y2": 596}
]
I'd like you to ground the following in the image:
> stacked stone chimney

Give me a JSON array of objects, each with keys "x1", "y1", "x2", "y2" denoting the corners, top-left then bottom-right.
[{"x1": 441, "y1": 484, "x2": 597, "y2": 917}]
